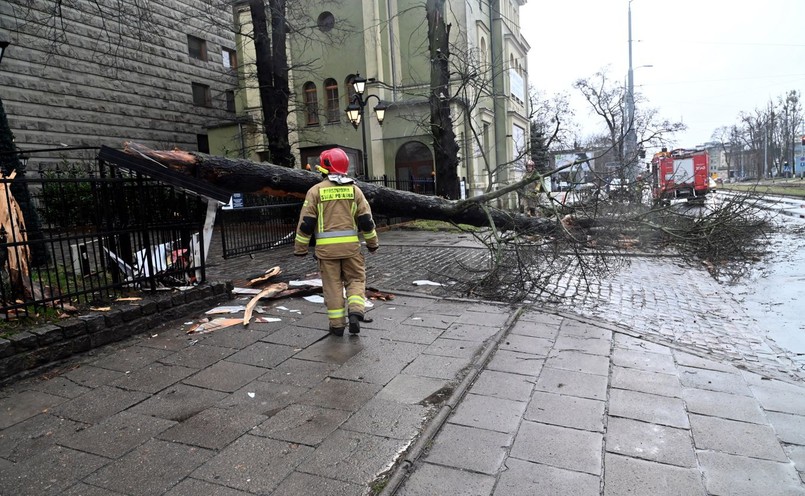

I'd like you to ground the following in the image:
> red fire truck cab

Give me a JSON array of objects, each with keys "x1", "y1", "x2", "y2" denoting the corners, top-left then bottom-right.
[{"x1": 651, "y1": 148, "x2": 710, "y2": 203}]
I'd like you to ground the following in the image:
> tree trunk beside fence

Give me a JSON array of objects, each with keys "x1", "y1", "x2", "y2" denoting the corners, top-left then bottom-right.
[
  {"x1": 0, "y1": 171, "x2": 31, "y2": 298},
  {"x1": 123, "y1": 142, "x2": 558, "y2": 234}
]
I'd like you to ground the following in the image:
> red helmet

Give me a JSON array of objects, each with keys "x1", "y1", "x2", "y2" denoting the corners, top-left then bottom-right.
[{"x1": 320, "y1": 148, "x2": 350, "y2": 175}]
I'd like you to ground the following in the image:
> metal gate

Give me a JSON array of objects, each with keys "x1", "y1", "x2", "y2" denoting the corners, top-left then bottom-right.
[{"x1": 218, "y1": 194, "x2": 303, "y2": 259}]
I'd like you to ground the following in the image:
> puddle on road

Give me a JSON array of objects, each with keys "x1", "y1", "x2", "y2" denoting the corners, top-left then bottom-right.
[{"x1": 729, "y1": 228, "x2": 805, "y2": 355}]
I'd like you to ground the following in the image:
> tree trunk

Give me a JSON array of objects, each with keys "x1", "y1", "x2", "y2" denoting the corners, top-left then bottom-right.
[
  {"x1": 427, "y1": 0, "x2": 460, "y2": 199},
  {"x1": 249, "y1": 0, "x2": 293, "y2": 167},
  {"x1": 121, "y1": 143, "x2": 556, "y2": 235},
  {"x1": 0, "y1": 98, "x2": 48, "y2": 266},
  {"x1": 267, "y1": 0, "x2": 293, "y2": 166}
]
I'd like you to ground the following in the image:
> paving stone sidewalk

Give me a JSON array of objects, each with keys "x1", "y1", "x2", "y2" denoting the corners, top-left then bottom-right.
[
  {"x1": 1, "y1": 228, "x2": 804, "y2": 495},
  {"x1": 395, "y1": 310, "x2": 805, "y2": 496},
  {"x1": 208, "y1": 228, "x2": 805, "y2": 383},
  {"x1": 0, "y1": 287, "x2": 516, "y2": 495}
]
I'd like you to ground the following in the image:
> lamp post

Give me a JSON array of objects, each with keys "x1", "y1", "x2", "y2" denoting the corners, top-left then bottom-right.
[
  {"x1": 345, "y1": 73, "x2": 387, "y2": 178},
  {"x1": 625, "y1": 0, "x2": 640, "y2": 180},
  {"x1": 625, "y1": 2, "x2": 652, "y2": 180}
]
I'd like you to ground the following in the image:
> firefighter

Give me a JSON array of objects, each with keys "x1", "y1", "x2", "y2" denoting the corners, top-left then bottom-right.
[{"x1": 294, "y1": 148, "x2": 379, "y2": 336}]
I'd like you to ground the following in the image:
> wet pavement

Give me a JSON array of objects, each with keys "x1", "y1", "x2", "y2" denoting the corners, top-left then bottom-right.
[
  {"x1": 0, "y1": 224, "x2": 804, "y2": 495},
  {"x1": 396, "y1": 311, "x2": 805, "y2": 496},
  {"x1": 731, "y1": 226, "x2": 805, "y2": 356}
]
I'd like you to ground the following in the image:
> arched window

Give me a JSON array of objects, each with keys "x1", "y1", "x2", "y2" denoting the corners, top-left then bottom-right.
[
  {"x1": 303, "y1": 82, "x2": 319, "y2": 126},
  {"x1": 480, "y1": 38, "x2": 487, "y2": 68},
  {"x1": 344, "y1": 74, "x2": 358, "y2": 108},
  {"x1": 324, "y1": 78, "x2": 340, "y2": 123}
]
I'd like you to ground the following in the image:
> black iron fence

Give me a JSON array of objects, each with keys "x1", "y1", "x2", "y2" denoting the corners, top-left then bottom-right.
[
  {"x1": 218, "y1": 194, "x2": 303, "y2": 259},
  {"x1": 0, "y1": 148, "x2": 467, "y2": 314},
  {"x1": 364, "y1": 175, "x2": 437, "y2": 196},
  {"x1": 0, "y1": 151, "x2": 208, "y2": 318},
  {"x1": 363, "y1": 174, "x2": 439, "y2": 227},
  {"x1": 217, "y1": 175, "x2": 443, "y2": 259}
]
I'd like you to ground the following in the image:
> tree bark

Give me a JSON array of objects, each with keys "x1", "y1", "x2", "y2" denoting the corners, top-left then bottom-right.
[
  {"x1": 427, "y1": 0, "x2": 460, "y2": 199},
  {"x1": 122, "y1": 143, "x2": 557, "y2": 235},
  {"x1": 267, "y1": 0, "x2": 293, "y2": 166},
  {"x1": 249, "y1": 0, "x2": 293, "y2": 167}
]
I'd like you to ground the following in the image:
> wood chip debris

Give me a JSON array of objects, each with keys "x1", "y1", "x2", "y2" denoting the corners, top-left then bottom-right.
[
  {"x1": 186, "y1": 317, "x2": 241, "y2": 334},
  {"x1": 243, "y1": 282, "x2": 289, "y2": 326},
  {"x1": 253, "y1": 317, "x2": 282, "y2": 323},
  {"x1": 232, "y1": 288, "x2": 264, "y2": 295},
  {"x1": 247, "y1": 266, "x2": 282, "y2": 286},
  {"x1": 205, "y1": 305, "x2": 247, "y2": 315},
  {"x1": 366, "y1": 288, "x2": 394, "y2": 300}
]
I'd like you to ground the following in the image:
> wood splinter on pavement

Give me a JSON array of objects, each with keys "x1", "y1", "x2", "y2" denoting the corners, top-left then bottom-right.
[
  {"x1": 366, "y1": 288, "x2": 395, "y2": 300},
  {"x1": 248, "y1": 266, "x2": 282, "y2": 286},
  {"x1": 243, "y1": 282, "x2": 289, "y2": 326},
  {"x1": 186, "y1": 318, "x2": 241, "y2": 335}
]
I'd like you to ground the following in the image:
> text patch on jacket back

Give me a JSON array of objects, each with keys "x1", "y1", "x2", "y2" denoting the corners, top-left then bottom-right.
[{"x1": 320, "y1": 186, "x2": 354, "y2": 201}]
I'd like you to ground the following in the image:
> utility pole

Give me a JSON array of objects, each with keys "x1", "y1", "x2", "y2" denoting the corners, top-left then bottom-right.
[
  {"x1": 625, "y1": 0, "x2": 636, "y2": 180},
  {"x1": 764, "y1": 124, "x2": 768, "y2": 179}
]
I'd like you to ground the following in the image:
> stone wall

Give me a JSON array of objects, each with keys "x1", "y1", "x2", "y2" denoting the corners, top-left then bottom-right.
[
  {"x1": 0, "y1": 282, "x2": 233, "y2": 385},
  {"x1": 0, "y1": 0, "x2": 238, "y2": 164}
]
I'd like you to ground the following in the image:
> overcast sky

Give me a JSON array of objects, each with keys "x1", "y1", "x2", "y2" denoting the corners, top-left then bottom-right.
[{"x1": 520, "y1": 0, "x2": 805, "y2": 148}]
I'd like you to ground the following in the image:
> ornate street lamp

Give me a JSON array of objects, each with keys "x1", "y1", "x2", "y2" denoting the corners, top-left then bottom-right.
[{"x1": 345, "y1": 73, "x2": 387, "y2": 177}]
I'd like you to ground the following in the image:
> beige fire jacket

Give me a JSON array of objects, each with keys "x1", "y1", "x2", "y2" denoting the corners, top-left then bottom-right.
[{"x1": 294, "y1": 178, "x2": 379, "y2": 259}]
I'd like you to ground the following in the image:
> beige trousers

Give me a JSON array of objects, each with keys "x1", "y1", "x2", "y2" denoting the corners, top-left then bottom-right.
[{"x1": 318, "y1": 255, "x2": 366, "y2": 329}]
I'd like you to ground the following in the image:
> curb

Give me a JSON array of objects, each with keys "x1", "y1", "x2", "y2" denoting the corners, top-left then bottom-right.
[
  {"x1": 379, "y1": 305, "x2": 526, "y2": 495},
  {"x1": 0, "y1": 281, "x2": 233, "y2": 386}
]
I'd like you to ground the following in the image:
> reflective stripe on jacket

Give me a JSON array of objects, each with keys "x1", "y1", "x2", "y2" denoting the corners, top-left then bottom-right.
[{"x1": 294, "y1": 179, "x2": 378, "y2": 259}]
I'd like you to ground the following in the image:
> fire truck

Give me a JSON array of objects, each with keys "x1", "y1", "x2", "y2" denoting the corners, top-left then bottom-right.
[{"x1": 650, "y1": 148, "x2": 710, "y2": 203}]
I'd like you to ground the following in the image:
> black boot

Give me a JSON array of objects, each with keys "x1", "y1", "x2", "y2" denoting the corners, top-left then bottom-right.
[
  {"x1": 348, "y1": 314, "x2": 361, "y2": 334},
  {"x1": 329, "y1": 326, "x2": 345, "y2": 337}
]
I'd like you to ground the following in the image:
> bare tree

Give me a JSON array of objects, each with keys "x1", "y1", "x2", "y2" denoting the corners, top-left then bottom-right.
[
  {"x1": 778, "y1": 90, "x2": 802, "y2": 175},
  {"x1": 573, "y1": 69, "x2": 684, "y2": 175},
  {"x1": 712, "y1": 125, "x2": 744, "y2": 180},
  {"x1": 739, "y1": 109, "x2": 774, "y2": 179},
  {"x1": 715, "y1": 90, "x2": 802, "y2": 180},
  {"x1": 573, "y1": 69, "x2": 629, "y2": 168}
]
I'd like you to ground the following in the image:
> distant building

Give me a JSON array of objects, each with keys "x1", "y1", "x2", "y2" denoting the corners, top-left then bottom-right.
[
  {"x1": 3, "y1": 0, "x2": 532, "y2": 207},
  {"x1": 700, "y1": 142, "x2": 727, "y2": 178}
]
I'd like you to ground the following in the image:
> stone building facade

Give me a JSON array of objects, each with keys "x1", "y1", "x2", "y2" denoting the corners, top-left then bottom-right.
[
  {"x1": 211, "y1": 0, "x2": 531, "y2": 205},
  {"x1": 0, "y1": 0, "x2": 237, "y2": 166},
  {"x1": 2, "y1": 0, "x2": 531, "y2": 207}
]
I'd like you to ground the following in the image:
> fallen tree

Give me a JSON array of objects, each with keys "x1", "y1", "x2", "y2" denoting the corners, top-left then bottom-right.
[
  {"x1": 122, "y1": 142, "x2": 559, "y2": 234},
  {"x1": 121, "y1": 142, "x2": 773, "y2": 298}
]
